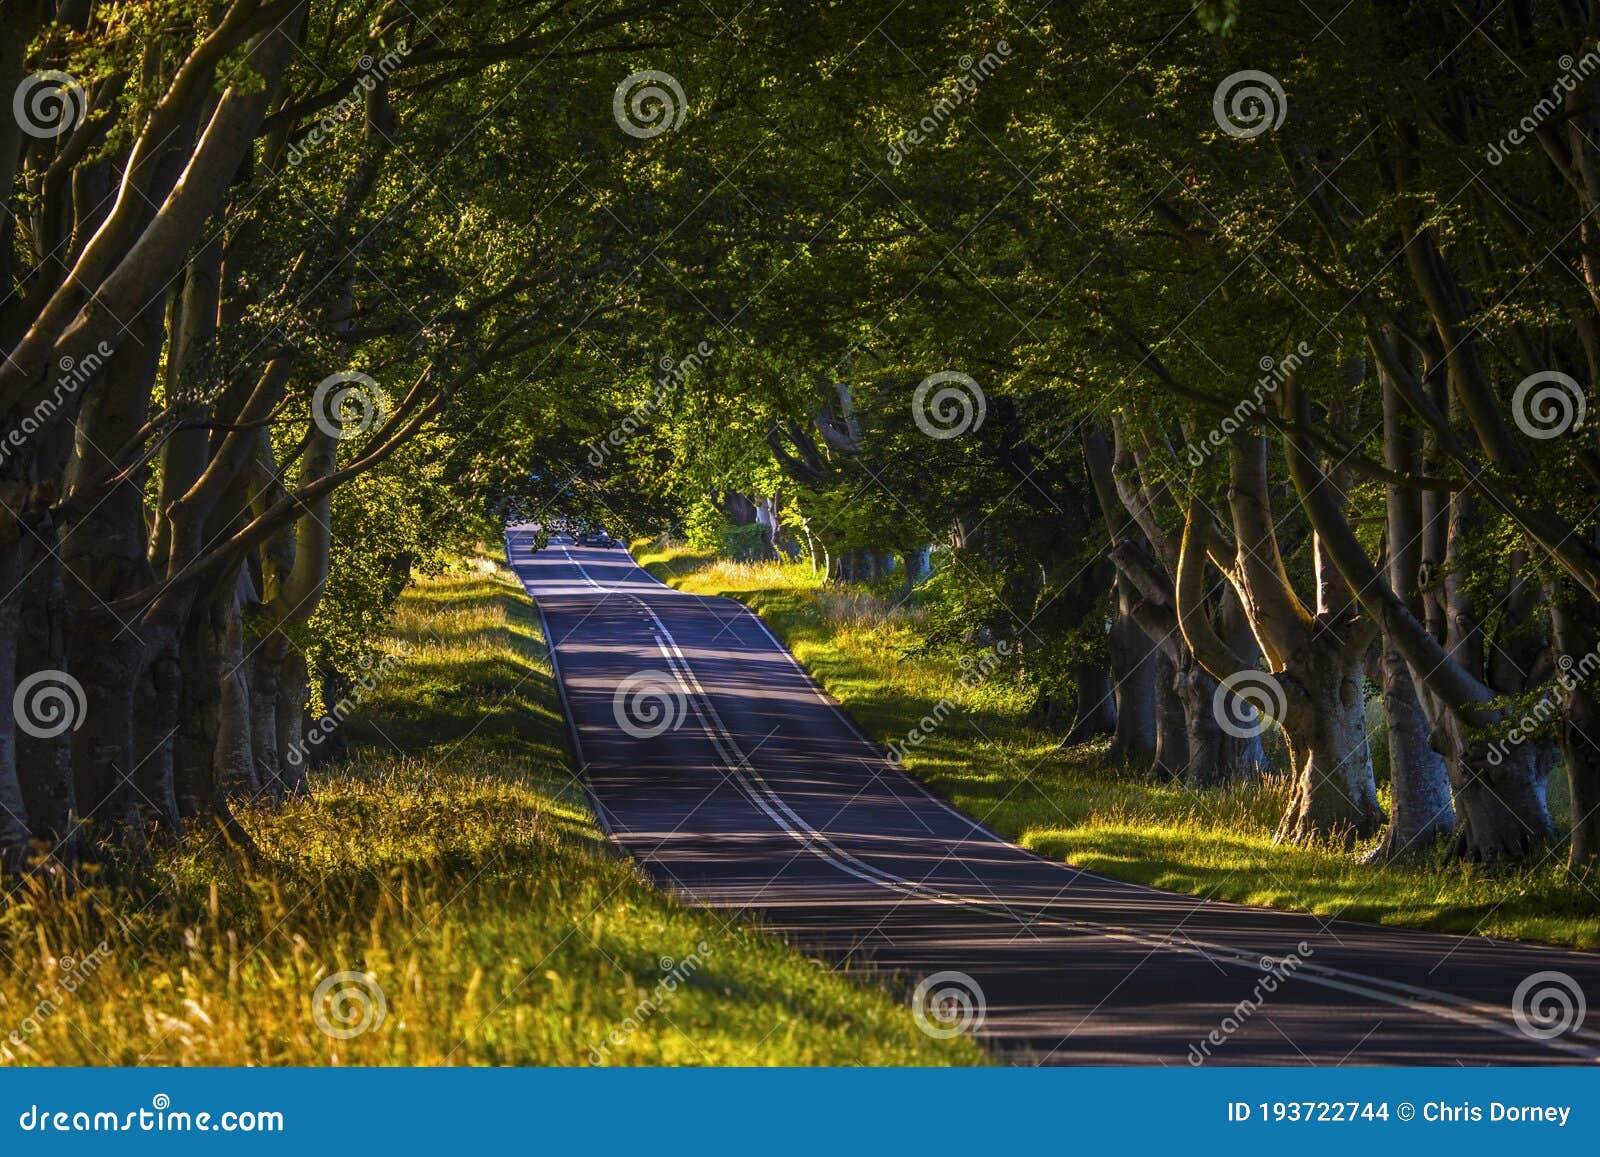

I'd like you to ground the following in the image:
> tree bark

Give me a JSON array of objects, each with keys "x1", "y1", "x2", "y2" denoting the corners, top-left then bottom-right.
[
  {"x1": 1366, "y1": 363, "x2": 1453, "y2": 860},
  {"x1": 1177, "y1": 437, "x2": 1384, "y2": 841},
  {"x1": 1106, "y1": 576, "x2": 1157, "y2": 769},
  {"x1": 0, "y1": 524, "x2": 35, "y2": 870},
  {"x1": 1063, "y1": 657, "x2": 1117, "y2": 745},
  {"x1": 1281, "y1": 377, "x2": 1552, "y2": 860},
  {"x1": 1152, "y1": 648, "x2": 1189, "y2": 780}
]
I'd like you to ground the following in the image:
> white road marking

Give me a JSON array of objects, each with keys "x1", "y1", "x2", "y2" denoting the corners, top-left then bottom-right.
[{"x1": 534, "y1": 534, "x2": 1600, "y2": 1060}]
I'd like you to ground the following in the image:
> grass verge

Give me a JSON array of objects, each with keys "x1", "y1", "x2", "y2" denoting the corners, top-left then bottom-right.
[
  {"x1": 0, "y1": 547, "x2": 981, "y2": 1065},
  {"x1": 637, "y1": 542, "x2": 1600, "y2": 951}
]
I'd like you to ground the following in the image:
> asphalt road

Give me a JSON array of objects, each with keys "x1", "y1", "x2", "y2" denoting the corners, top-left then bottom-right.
[{"x1": 507, "y1": 527, "x2": 1600, "y2": 1066}]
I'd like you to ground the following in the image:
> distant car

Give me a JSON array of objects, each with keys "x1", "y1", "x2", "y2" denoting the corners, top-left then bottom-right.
[{"x1": 577, "y1": 528, "x2": 613, "y2": 547}]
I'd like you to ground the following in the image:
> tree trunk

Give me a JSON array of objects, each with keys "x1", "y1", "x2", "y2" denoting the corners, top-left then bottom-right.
[
  {"x1": 212, "y1": 569, "x2": 260, "y2": 800},
  {"x1": 1366, "y1": 367, "x2": 1454, "y2": 861},
  {"x1": 1282, "y1": 376, "x2": 1550, "y2": 861},
  {"x1": 1561, "y1": 683, "x2": 1600, "y2": 874},
  {"x1": 1175, "y1": 656, "x2": 1267, "y2": 788},
  {"x1": 715, "y1": 491, "x2": 758, "y2": 525},
  {"x1": 1152, "y1": 648, "x2": 1189, "y2": 780},
  {"x1": 0, "y1": 540, "x2": 35, "y2": 871},
  {"x1": 250, "y1": 636, "x2": 287, "y2": 801},
  {"x1": 1203, "y1": 435, "x2": 1382, "y2": 843},
  {"x1": 897, "y1": 547, "x2": 931, "y2": 601},
  {"x1": 1552, "y1": 585, "x2": 1600, "y2": 871},
  {"x1": 175, "y1": 596, "x2": 232, "y2": 815},
  {"x1": 278, "y1": 649, "x2": 310, "y2": 795},
  {"x1": 1441, "y1": 728, "x2": 1554, "y2": 863},
  {"x1": 1366, "y1": 637, "x2": 1453, "y2": 861},
  {"x1": 133, "y1": 640, "x2": 182, "y2": 834},
  {"x1": 1063, "y1": 658, "x2": 1117, "y2": 744},
  {"x1": 1107, "y1": 577, "x2": 1157, "y2": 770},
  {"x1": 1276, "y1": 645, "x2": 1384, "y2": 846},
  {"x1": 69, "y1": 626, "x2": 146, "y2": 854},
  {"x1": 14, "y1": 555, "x2": 78, "y2": 855}
]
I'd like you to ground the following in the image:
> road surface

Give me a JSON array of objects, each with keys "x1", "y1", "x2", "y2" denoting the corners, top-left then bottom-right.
[{"x1": 507, "y1": 527, "x2": 1600, "y2": 1065}]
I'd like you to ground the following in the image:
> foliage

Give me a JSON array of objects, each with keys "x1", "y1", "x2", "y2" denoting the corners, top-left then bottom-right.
[
  {"x1": 0, "y1": 550, "x2": 981, "y2": 1066},
  {"x1": 641, "y1": 545, "x2": 1598, "y2": 948}
]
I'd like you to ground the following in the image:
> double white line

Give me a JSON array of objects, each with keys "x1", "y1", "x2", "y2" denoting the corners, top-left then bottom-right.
[{"x1": 558, "y1": 542, "x2": 1600, "y2": 1061}]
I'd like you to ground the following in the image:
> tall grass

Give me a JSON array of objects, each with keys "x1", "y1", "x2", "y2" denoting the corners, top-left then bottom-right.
[
  {"x1": 0, "y1": 548, "x2": 982, "y2": 1066},
  {"x1": 636, "y1": 541, "x2": 1600, "y2": 950}
]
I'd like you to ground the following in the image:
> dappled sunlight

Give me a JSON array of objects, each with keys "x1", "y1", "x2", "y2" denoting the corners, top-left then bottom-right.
[
  {"x1": 647, "y1": 544, "x2": 1600, "y2": 951},
  {"x1": 0, "y1": 549, "x2": 980, "y2": 1067}
]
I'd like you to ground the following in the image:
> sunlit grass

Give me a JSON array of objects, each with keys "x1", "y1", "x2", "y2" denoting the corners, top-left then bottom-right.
[
  {"x1": 637, "y1": 540, "x2": 1600, "y2": 950},
  {"x1": 0, "y1": 546, "x2": 981, "y2": 1066}
]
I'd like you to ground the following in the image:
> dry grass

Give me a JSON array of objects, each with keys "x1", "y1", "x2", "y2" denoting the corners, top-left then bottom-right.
[
  {"x1": 0, "y1": 548, "x2": 982, "y2": 1066},
  {"x1": 639, "y1": 541, "x2": 1600, "y2": 950}
]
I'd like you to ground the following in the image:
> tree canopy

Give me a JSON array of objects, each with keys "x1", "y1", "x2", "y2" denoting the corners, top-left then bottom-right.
[{"x1": 5, "y1": 0, "x2": 1600, "y2": 880}]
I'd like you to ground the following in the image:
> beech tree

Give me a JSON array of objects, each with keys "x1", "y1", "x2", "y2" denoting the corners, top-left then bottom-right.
[
  {"x1": 626, "y1": 0, "x2": 1600, "y2": 868},
  {"x1": 9, "y1": 0, "x2": 1600, "y2": 883},
  {"x1": 0, "y1": 0, "x2": 712, "y2": 867}
]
